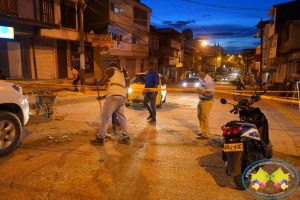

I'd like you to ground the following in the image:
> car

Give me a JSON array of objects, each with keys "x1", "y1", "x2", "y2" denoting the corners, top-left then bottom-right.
[
  {"x1": 182, "y1": 77, "x2": 200, "y2": 92},
  {"x1": 221, "y1": 76, "x2": 229, "y2": 82},
  {"x1": 125, "y1": 72, "x2": 167, "y2": 108},
  {"x1": 0, "y1": 81, "x2": 30, "y2": 157}
]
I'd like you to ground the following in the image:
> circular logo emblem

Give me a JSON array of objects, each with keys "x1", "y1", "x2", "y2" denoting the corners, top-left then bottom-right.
[{"x1": 242, "y1": 159, "x2": 299, "y2": 199}]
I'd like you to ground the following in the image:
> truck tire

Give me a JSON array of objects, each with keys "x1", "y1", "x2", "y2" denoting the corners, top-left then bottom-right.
[{"x1": 0, "y1": 111, "x2": 22, "y2": 157}]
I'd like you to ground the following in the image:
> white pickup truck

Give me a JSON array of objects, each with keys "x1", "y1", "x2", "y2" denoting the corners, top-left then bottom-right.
[{"x1": 0, "y1": 81, "x2": 29, "y2": 157}]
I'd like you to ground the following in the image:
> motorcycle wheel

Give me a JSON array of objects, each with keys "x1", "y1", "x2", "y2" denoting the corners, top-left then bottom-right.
[{"x1": 233, "y1": 174, "x2": 250, "y2": 190}]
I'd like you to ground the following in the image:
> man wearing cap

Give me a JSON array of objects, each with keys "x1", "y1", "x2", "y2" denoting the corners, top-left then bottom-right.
[
  {"x1": 143, "y1": 61, "x2": 159, "y2": 123},
  {"x1": 196, "y1": 65, "x2": 214, "y2": 140},
  {"x1": 90, "y1": 62, "x2": 130, "y2": 146}
]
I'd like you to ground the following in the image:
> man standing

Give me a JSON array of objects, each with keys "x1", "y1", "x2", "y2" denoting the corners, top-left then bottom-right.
[
  {"x1": 143, "y1": 61, "x2": 159, "y2": 123},
  {"x1": 70, "y1": 66, "x2": 80, "y2": 92},
  {"x1": 196, "y1": 65, "x2": 214, "y2": 140},
  {"x1": 90, "y1": 62, "x2": 130, "y2": 146}
]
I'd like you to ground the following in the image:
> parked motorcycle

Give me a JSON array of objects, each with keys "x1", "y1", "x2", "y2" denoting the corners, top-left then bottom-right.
[{"x1": 220, "y1": 81, "x2": 273, "y2": 190}]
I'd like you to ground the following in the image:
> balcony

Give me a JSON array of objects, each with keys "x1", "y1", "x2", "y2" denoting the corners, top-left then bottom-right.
[
  {"x1": 169, "y1": 57, "x2": 183, "y2": 67},
  {"x1": 171, "y1": 39, "x2": 181, "y2": 50},
  {"x1": 108, "y1": 40, "x2": 148, "y2": 56}
]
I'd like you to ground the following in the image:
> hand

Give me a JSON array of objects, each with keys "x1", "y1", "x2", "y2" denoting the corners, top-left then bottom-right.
[
  {"x1": 197, "y1": 89, "x2": 204, "y2": 95},
  {"x1": 142, "y1": 89, "x2": 146, "y2": 96},
  {"x1": 150, "y1": 93, "x2": 156, "y2": 99},
  {"x1": 96, "y1": 96, "x2": 105, "y2": 100},
  {"x1": 94, "y1": 79, "x2": 100, "y2": 85}
]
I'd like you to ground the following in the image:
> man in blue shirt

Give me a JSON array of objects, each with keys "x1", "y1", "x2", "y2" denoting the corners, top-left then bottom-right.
[
  {"x1": 196, "y1": 65, "x2": 214, "y2": 140},
  {"x1": 143, "y1": 61, "x2": 159, "y2": 123}
]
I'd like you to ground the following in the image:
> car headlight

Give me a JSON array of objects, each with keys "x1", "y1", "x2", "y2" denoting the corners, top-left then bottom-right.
[
  {"x1": 12, "y1": 84, "x2": 23, "y2": 94},
  {"x1": 195, "y1": 83, "x2": 199, "y2": 87},
  {"x1": 183, "y1": 83, "x2": 187, "y2": 87},
  {"x1": 128, "y1": 88, "x2": 133, "y2": 93}
]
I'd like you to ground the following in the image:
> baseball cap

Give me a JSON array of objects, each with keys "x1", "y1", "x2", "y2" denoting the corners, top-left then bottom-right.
[{"x1": 108, "y1": 62, "x2": 118, "y2": 68}]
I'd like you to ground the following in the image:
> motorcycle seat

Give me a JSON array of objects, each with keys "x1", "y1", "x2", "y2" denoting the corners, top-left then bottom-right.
[{"x1": 225, "y1": 121, "x2": 256, "y2": 128}]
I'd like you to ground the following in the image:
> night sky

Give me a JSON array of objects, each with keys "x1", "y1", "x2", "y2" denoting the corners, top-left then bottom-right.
[{"x1": 143, "y1": 0, "x2": 294, "y2": 53}]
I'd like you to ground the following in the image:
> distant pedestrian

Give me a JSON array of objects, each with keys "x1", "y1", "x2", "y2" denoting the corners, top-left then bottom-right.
[
  {"x1": 70, "y1": 66, "x2": 80, "y2": 92},
  {"x1": 0, "y1": 69, "x2": 6, "y2": 80},
  {"x1": 196, "y1": 65, "x2": 214, "y2": 140},
  {"x1": 111, "y1": 57, "x2": 130, "y2": 130},
  {"x1": 143, "y1": 61, "x2": 159, "y2": 123},
  {"x1": 90, "y1": 62, "x2": 130, "y2": 146}
]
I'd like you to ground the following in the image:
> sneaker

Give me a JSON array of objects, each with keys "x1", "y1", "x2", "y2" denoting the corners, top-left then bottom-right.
[
  {"x1": 90, "y1": 137, "x2": 104, "y2": 146},
  {"x1": 196, "y1": 133, "x2": 209, "y2": 140},
  {"x1": 148, "y1": 118, "x2": 156, "y2": 123},
  {"x1": 117, "y1": 137, "x2": 130, "y2": 145},
  {"x1": 147, "y1": 115, "x2": 152, "y2": 120}
]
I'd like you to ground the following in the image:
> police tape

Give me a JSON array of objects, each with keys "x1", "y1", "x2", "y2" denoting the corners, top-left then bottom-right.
[{"x1": 6, "y1": 80, "x2": 300, "y2": 104}]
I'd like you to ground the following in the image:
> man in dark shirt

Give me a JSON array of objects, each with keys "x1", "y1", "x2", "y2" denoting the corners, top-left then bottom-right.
[{"x1": 143, "y1": 61, "x2": 159, "y2": 123}]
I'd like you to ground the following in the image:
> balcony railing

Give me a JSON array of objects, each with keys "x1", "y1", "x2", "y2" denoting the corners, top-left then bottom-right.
[
  {"x1": 110, "y1": 40, "x2": 147, "y2": 52},
  {"x1": 132, "y1": 43, "x2": 148, "y2": 52},
  {"x1": 0, "y1": 0, "x2": 18, "y2": 17}
]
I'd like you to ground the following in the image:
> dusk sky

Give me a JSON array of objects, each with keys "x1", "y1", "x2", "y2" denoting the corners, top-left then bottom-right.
[{"x1": 143, "y1": 0, "x2": 294, "y2": 53}]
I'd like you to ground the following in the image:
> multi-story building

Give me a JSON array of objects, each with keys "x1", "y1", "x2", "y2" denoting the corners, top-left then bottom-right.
[
  {"x1": 255, "y1": 0, "x2": 300, "y2": 83},
  {"x1": 156, "y1": 28, "x2": 184, "y2": 82},
  {"x1": 0, "y1": 0, "x2": 62, "y2": 79},
  {"x1": 86, "y1": 0, "x2": 151, "y2": 78}
]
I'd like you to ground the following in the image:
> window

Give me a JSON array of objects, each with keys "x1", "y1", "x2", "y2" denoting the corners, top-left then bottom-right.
[
  {"x1": 132, "y1": 37, "x2": 139, "y2": 44},
  {"x1": 110, "y1": 3, "x2": 114, "y2": 11},
  {"x1": 0, "y1": 0, "x2": 18, "y2": 16},
  {"x1": 60, "y1": 1, "x2": 76, "y2": 29},
  {"x1": 270, "y1": 14, "x2": 275, "y2": 25},
  {"x1": 40, "y1": 0, "x2": 54, "y2": 23},
  {"x1": 134, "y1": 7, "x2": 147, "y2": 27}
]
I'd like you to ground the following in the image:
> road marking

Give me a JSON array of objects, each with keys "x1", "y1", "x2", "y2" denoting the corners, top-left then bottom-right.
[{"x1": 264, "y1": 99, "x2": 300, "y2": 128}]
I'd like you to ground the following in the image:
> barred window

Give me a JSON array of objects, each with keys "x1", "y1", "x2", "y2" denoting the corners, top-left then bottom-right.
[
  {"x1": 0, "y1": 0, "x2": 18, "y2": 17},
  {"x1": 40, "y1": 0, "x2": 54, "y2": 23}
]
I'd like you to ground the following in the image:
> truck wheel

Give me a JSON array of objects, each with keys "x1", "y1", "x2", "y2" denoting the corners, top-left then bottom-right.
[
  {"x1": 0, "y1": 111, "x2": 22, "y2": 157},
  {"x1": 125, "y1": 103, "x2": 130, "y2": 107}
]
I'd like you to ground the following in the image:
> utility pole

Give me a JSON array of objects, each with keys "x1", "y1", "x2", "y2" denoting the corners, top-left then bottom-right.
[
  {"x1": 79, "y1": 0, "x2": 86, "y2": 87},
  {"x1": 260, "y1": 18, "x2": 263, "y2": 90}
]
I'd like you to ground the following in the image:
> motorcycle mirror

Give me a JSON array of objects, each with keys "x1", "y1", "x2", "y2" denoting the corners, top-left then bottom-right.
[
  {"x1": 256, "y1": 78, "x2": 262, "y2": 84},
  {"x1": 220, "y1": 98, "x2": 227, "y2": 104}
]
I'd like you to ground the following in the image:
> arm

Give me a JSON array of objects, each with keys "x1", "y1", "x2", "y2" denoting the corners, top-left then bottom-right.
[{"x1": 198, "y1": 81, "x2": 214, "y2": 98}]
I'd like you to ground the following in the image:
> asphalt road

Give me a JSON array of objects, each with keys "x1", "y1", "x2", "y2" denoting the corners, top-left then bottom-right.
[{"x1": 0, "y1": 83, "x2": 299, "y2": 199}]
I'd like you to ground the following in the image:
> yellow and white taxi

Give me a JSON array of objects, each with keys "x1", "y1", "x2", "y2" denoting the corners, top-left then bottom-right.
[{"x1": 125, "y1": 72, "x2": 167, "y2": 108}]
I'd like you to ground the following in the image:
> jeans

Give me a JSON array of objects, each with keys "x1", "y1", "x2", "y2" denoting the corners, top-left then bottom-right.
[
  {"x1": 143, "y1": 93, "x2": 157, "y2": 119},
  {"x1": 73, "y1": 78, "x2": 80, "y2": 91},
  {"x1": 197, "y1": 99, "x2": 214, "y2": 138},
  {"x1": 97, "y1": 96, "x2": 129, "y2": 139}
]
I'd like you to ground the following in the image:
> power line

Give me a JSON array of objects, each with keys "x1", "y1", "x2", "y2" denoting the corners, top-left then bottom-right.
[{"x1": 182, "y1": 0, "x2": 269, "y2": 11}]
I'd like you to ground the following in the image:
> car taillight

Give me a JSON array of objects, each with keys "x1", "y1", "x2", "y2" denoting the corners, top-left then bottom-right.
[
  {"x1": 223, "y1": 127, "x2": 230, "y2": 135},
  {"x1": 231, "y1": 127, "x2": 243, "y2": 134}
]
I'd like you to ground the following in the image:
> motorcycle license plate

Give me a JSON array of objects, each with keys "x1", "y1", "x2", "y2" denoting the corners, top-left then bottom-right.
[{"x1": 224, "y1": 143, "x2": 243, "y2": 152}]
